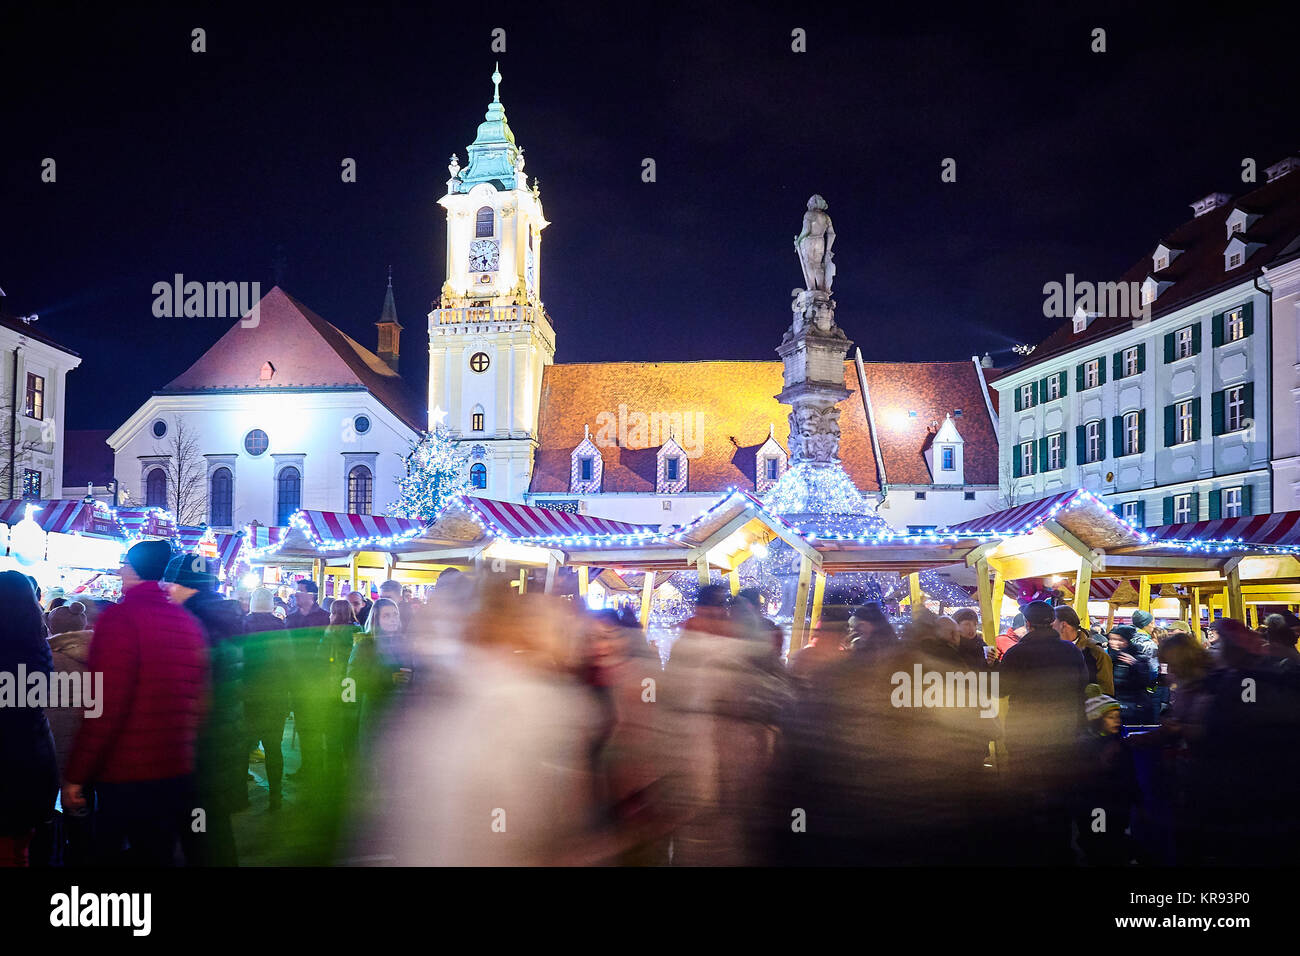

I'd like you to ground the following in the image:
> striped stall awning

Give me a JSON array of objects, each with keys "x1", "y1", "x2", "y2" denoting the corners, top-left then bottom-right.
[
  {"x1": 295, "y1": 511, "x2": 428, "y2": 549},
  {"x1": 941, "y1": 491, "x2": 1082, "y2": 536},
  {"x1": 115, "y1": 507, "x2": 175, "y2": 539},
  {"x1": 1146, "y1": 511, "x2": 1300, "y2": 549},
  {"x1": 1089, "y1": 578, "x2": 1138, "y2": 601},
  {"x1": 173, "y1": 526, "x2": 245, "y2": 573},
  {"x1": 459, "y1": 496, "x2": 654, "y2": 541},
  {"x1": 0, "y1": 499, "x2": 98, "y2": 534}
]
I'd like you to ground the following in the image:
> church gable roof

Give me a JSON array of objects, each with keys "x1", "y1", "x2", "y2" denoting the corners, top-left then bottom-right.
[{"x1": 161, "y1": 286, "x2": 424, "y2": 431}]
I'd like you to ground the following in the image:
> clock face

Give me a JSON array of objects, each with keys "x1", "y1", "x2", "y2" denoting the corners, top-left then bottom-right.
[{"x1": 469, "y1": 239, "x2": 499, "y2": 273}]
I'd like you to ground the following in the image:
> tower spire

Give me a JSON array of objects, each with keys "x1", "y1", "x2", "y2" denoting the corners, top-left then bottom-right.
[
  {"x1": 492, "y1": 62, "x2": 501, "y2": 102},
  {"x1": 376, "y1": 268, "x2": 402, "y2": 373}
]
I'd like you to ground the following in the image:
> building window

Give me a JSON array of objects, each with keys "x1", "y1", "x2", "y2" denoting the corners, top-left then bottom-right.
[
  {"x1": 579, "y1": 456, "x2": 594, "y2": 481},
  {"x1": 475, "y1": 206, "x2": 494, "y2": 238},
  {"x1": 1124, "y1": 412, "x2": 1140, "y2": 456},
  {"x1": 964, "y1": 491, "x2": 976, "y2": 500},
  {"x1": 151, "y1": 420, "x2": 168, "y2": 439},
  {"x1": 276, "y1": 467, "x2": 301, "y2": 525},
  {"x1": 1225, "y1": 308, "x2": 1245, "y2": 342},
  {"x1": 1225, "y1": 386, "x2": 1245, "y2": 432},
  {"x1": 1176, "y1": 400, "x2": 1195, "y2": 444},
  {"x1": 209, "y1": 467, "x2": 233, "y2": 526},
  {"x1": 347, "y1": 465, "x2": 373, "y2": 514},
  {"x1": 907, "y1": 525, "x2": 938, "y2": 534},
  {"x1": 1123, "y1": 347, "x2": 1139, "y2": 377},
  {"x1": 665, "y1": 456, "x2": 679, "y2": 481},
  {"x1": 1020, "y1": 384, "x2": 1034, "y2": 409},
  {"x1": 244, "y1": 429, "x2": 270, "y2": 457},
  {"x1": 471, "y1": 411, "x2": 485, "y2": 431},
  {"x1": 1047, "y1": 433, "x2": 1062, "y2": 470},
  {"x1": 21, "y1": 469, "x2": 41, "y2": 500},
  {"x1": 1085, "y1": 421, "x2": 1101, "y2": 463},
  {"x1": 1223, "y1": 486, "x2": 1244, "y2": 518},
  {"x1": 766, "y1": 457, "x2": 779, "y2": 480},
  {"x1": 24, "y1": 373, "x2": 44, "y2": 419},
  {"x1": 469, "y1": 352, "x2": 490, "y2": 373},
  {"x1": 1122, "y1": 501, "x2": 1139, "y2": 524},
  {"x1": 1046, "y1": 376, "x2": 1060, "y2": 400},
  {"x1": 1227, "y1": 252, "x2": 1243, "y2": 269},
  {"x1": 145, "y1": 468, "x2": 167, "y2": 508},
  {"x1": 1020, "y1": 442, "x2": 1036, "y2": 476},
  {"x1": 1155, "y1": 255, "x2": 1168, "y2": 271},
  {"x1": 941, "y1": 446, "x2": 955, "y2": 470},
  {"x1": 914, "y1": 491, "x2": 927, "y2": 500},
  {"x1": 1174, "y1": 327, "x2": 1194, "y2": 359},
  {"x1": 353, "y1": 415, "x2": 371, "y2": 435},
  {"x1": 470, "y1": 462, "x2": 487, "y2": 490},
  {"x1": 1083, "y1": 360, "x2": 1100, "y2": 389},
  {"x1": 1230, "y1": 221, "x2": 1244, "y2": 235},
  {"x1": 1172, "y1": 493, "x2": 1192, "y2": 523}
]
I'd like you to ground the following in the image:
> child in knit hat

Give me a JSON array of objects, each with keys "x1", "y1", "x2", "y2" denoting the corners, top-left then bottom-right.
[
  {"x1": 1074, "y1": 683, "x2": 1139, "y2": 865},
  {"x1": 1085, "y1": 683, "x2": 1122, "y2": 736}
]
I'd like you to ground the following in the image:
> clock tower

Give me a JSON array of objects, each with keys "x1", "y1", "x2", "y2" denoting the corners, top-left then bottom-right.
[{"x1": 429, "y1": 66, "x2": 555, "y2": 502}]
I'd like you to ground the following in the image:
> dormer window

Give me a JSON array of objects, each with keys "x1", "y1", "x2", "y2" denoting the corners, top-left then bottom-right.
[
  {"x1": 579, "y1": 456, "x2": 594, "y2": 481},
  {"x1": 656, "y1": 436, "x2": 688, "y2": 494},
  {"x1": 569, "y1": 425, "x2": 603, "y2": 493},
  {"x1": 665, "y1": 456, "x2": 679, "y2": 481},
  {"x1": 1224, "y1": 235, "x2": 1264, "y2": 272},
  {"x1": 1154, "y1": 255, "x2": 1168, "y2": 271},
  {"x1": 941, "y1": 447, "x2": 955, "y2": 470},
  {"x1": 1227, "y1": 251, "x2": 1243, "y2": 269},
  {"x1": 1152, "y1": 243, "x2": 1182, "y2": 273},
  {"x1": 754, "y1": 425, "x2": 788, "y2": 494},
  {"x1": 260, "y1": 361, "x2": 275, "y2": 381},
  {"x1": 1224, "y1": 207, "x2": 1261, "y2": 239}
]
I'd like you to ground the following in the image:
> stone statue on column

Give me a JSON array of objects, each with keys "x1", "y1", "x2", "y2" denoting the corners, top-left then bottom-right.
[{"x1": 795, "y1": 194, "x2": 835, "y2": 293}]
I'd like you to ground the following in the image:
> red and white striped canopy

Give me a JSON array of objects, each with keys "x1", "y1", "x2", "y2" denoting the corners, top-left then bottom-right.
[
  {"x1": 296, "y1": 511, "x2": 427, "y2": 548},
  {"x1": 459, "y1": 496, "x2": 653, "y2": 540},
  {"x1": 1147, "y1": 511, "x2": 1300, "y2": 549},
  {"x1": 0, "y1": 499, "x2": 100, "y2": 534},
  {"x1": 174, "y1": 526, "x2": 245, "y2": 574},
  {"x1": 115, "y1": 507, "x2": 175, "y2": 539},
  {"x1": 942, "y1": 491, "x2": 1083, "y2": 536}
]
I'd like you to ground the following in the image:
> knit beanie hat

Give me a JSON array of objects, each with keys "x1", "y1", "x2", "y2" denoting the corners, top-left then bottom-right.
[
  {"x1": 1132, "y1": 609, "x2": 1153, "y2": 629},
  {"x1": 126, "y1": 539, "x2": 174, "y2": 581},
  {"x1": 1109, "y1": 624, "x2": 1137, "y2": 643},
  {"x1": 249, "y1": 587, "x2": 275, "y2": 613},
  {"x1": 163, "y1": 552, "x2": 218, "y2": 592},
  {"x1": 1084, "y1": 682, "x2": 1121, "y2": 721},
  {"x1": 47, "y1": 600, "x2": 88, "y2": 635},
  {"x1": 1023, "y1": 601, "x2": 1055, "y2": 628}
]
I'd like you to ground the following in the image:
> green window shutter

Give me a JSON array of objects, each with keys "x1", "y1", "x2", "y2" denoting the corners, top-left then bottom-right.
[
  {"x1": 1192, "y1": 397, "x2": 1202, "y2": 438},
  {"x1": 1164, "y1": 405, "x2": 1175, "y2": 446},
  {"x1": 1136, "y1": 500, "x2": 1145, "y2": 526},
  {"x1": 1164, "y1": 332, "x2": 1175, "y2": 364},
  {"x1": 1192, "y1": 324, "x2": 1202, "y2": 355},
  {"x1": 1013, "y1": 444, "x2": 1022, "y2": 478},
  {"x1": 1014, "y1": 386, "x2": 1023, "y2": 412},
  {"x1": 1098, "y1": 421, "x2": 1106, "y2": 460},
  {"x1": 1112, "y1": 416, "x2": 1123, "y2": 456},
  {"x1": 1189, "y1": 491, "x2": 1199, "y2": 520},
  {"x1": 1209, "y1": 489, "x2": 1222, "y2": 519},
  {"x1": 1242, "y1": 381, "x2": 1254, "y2": 419},
  {"x1": 1212, "y1": 312, "x2": 1224, "y2": 347},
  {"x1": 1212, "y1": 390, "x2": 1225, "y2": 436},
  {"x1": 1137, "y1": 409, "x2": 1146, "y2": 453},
  {"x1": 1137, "y1": 344, "x2": 1146, "y2": 373},
  {"x1": 1111, "y1": 503, "x2": 1122, "y2": 518},
  {"x1": 1098, "y1": 357, "x2": 1107, "y2": 385},
  {"x1": 1163, "y1": 496, "x2": 1173, "y2": 525},
  {"x1": 1243, "y1": 301, "x2": 1254, "y2": 337},
  {"x1": 1113, "y1": 352, "x2": 1122, "y2": 379},
  {"x1": 1076, "y1": 364, "x2": 1084, "y2": 392},
  {"x1": 1242, "y1": 484, "x2": 1253, "y2": 515},
  {"x1": 1059, "y1": 434, "x2": 1067, "y2": 468},
  {"x1": 1039, "y1": 376, "x2": 1049, "y2": 402},
  {"x1": 1076, "y1": 425, "x2": 1086, "y2": 464},
  {"x1": 1058, "y1": 370, "x2": 1068, "y2": 397},
  {"x1": 1038, "y1": 437, "x2": 1048, "y2": 472}
]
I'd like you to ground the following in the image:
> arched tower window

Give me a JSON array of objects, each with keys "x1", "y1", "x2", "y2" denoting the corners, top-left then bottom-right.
[
  {"x1": 209, "y1": 467, "x2": 233, "y2": 526},
  {"x1": 475, "y1": 206, "x2": 494, "y2": 238},
  {"x1": 276, "y1": 467, "x2": 302, "y2": 525},
  {"x1": 470, "y1": 462, "x2": 487, "y2": 490},
  {"x1": 145, "y1": 468, "x2": 167, "y2": 508},
  {"x1": 347, "y1": 465, "x2": 373, "y2": 515}
]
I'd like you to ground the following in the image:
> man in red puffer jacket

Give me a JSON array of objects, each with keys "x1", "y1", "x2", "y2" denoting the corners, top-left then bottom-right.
[{"x1": 62, "y1": 540, "x2": 208, "y2": 866}]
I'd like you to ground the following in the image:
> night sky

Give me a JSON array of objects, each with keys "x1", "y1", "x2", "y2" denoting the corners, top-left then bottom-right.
[{"x1": 3, "y1": 2, "x2": 1295, "y2": 431}]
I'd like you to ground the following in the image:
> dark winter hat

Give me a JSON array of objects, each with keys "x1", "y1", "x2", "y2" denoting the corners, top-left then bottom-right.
[
  {"x1": 734, "y1": 587, "x2": 764, "y2": 610},
  {"x1": 1023, "y1": 601, "x2": 1056, "y2": 628},
  {"x1": 1085, "y1": 685, "x2": 1121, "y2": 722},
  {"x1": 125, "y1": 539, "x2": 173, "y2": 582},
  {"x1": 1011, "y1": 612, "x2": 1026, "y2": 629},
  {"x1": 1109, "y1": 624, "x2": 1137, "y2": 643},
  {"x1": 696, "y1": 584, "x2": 730, "y2": 608},
  {"x1": 1132, "y1": 609, "x2": 1154, "y2": 629},
  {"x1": 47, "y1": 601, "x2": 88, "y2": 635},
  {"x1": 163, "y1": 552, "x2": 218, "y2": 591},
  {"x1": 1054, "y1": 605, "x2": 1081, "y2": 630},
  {"x1": 1274, "y1": 609, "x2": 1300, "y2": 630}
]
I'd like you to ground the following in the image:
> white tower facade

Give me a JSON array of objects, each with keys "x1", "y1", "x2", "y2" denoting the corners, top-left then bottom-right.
[{"x1": 428, "y1": 67, "x2": 555, "y2": 501}]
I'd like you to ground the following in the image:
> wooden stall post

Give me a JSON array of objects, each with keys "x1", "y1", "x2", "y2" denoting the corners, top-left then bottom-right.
[
  {"x1": 1191, "y1": 587, "x2": 1203, "y2": 643},
  {"x1": 1226, "y1": 565, "x2": 1245, "y2": 621},
  {"x1": 1138, "y1": 577, "x2": 1152, "y2": 613},
  {"x1": 577, "y1": 565, "x2": 589, "y2": 599},
  {"x1": 908, "y1": 571, "x2": 923, "y2": 619},
  {"x1": 1073, "y1": 557, "x2": 1092, "y2": 629},
  {"x1": 696, "y1": 557, "x2": 710, "y2": 586},
  {"x1": 728, "y1": 567, "x2": 741, "y2": 596},
  {"x1": 789, "y1": 554, "x2": 813, "y2": 655},
  {"x1": 544, "y1": 555, "x2": 558, "y2": 594},
  {"x1": 810, "y1": 571, "x2": 827, "y2": 630},
  {"x1": 640, "y1": 572, "x2": 655, "y2": 632},
  {"x1": 976, "y1": 558, "x2": 996, "y2": 646}
]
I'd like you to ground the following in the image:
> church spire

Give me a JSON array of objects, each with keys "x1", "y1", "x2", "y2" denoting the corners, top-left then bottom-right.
[
  {"x1": 375, "y1": 267, "x2": 402, "y2": 373},
  {"x1": 454, "y1": 65, "x2": 520, "y2": 192}
]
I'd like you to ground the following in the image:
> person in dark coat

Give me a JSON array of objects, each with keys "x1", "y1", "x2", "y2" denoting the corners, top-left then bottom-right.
[
  {"x1": 996, "y1": 600, "x2": 1089, "y2": 864},
  {"x1": 952, "y1": 607, "x2": 993, "y2": 671},
  {"x1": 1054, "y1": 605, "x2": 1114, "y2": 696},
  {"x1": 164, "y1": 552, "x2": 245, "y2": 866},
  {"x1": 242, "y1": 588, "x2": 292, "y2": 809},
  {"x1": 285, "y1": 580, "x2": 331, "y2": 781},
  {"x1": 1073, "y1": 685, "x2": 1139, "y2": 865},
  {"x1": 345, "y1": 589, "x2": 370, "y2": 628},
  {"x1": 1106, "y1": 625, "x2": 1157, "y2": 724},
  {"x1": 848, "y1": 602, "x2": 897, "y2": 658},
  {"x1": 63, "y1": 541, "x2": 208, "y2": 867},
  {"x1": 0, "y1": 570, "x2": 58, "y2": 867}
]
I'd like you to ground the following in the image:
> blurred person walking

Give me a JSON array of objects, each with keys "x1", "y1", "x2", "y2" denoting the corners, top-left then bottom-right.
[
  {"x1": 62, "y1": 542, "x2": 207, "y2": 867},
  {"x1": 285, "y1": 580, "x2": 330, "y2": 783},
  {"x1": 848, "y1": 602, "x2": 896, "y2": 658},
  {"x1": 38, "y1": 600, "x2": 95, "y2": 865},
  {"x1": 1073, "y1": 685, "x2": 1138, "y2": 865},
  {"x1": 242, "y1": 588, "x2": 292, "y2": 810}
]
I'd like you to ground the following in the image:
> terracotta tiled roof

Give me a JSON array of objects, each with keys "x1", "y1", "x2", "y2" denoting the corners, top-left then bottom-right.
[
  {"x1": 1018, "y1": 165, "x2": 1300, "y2": 371},
  {"x1": 528, "y1": 358, "x2": 999, "y2": 495},
  {"x1": 161, "y1": 286, "x2": 425, "y2": 431}
]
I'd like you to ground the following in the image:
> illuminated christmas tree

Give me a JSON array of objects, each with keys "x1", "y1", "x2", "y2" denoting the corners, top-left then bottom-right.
[{"x1": 388, "y1": 427, "x2": 470, "y2": 523}]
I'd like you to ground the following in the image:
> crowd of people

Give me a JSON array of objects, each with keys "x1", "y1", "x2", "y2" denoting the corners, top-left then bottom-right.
[{"x1": 4, "y1": 547, "x2": 1300, "y2": 867}]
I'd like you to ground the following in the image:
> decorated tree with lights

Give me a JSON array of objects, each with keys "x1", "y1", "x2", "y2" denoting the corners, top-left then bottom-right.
[{"x1": 388, "y1": 427, "x2": 470, "y2": 523}]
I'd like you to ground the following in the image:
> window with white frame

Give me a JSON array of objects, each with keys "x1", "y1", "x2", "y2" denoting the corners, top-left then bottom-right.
[
  {"x1": 1230, "y1": 220, "x2": 1244, "y2": 235},
  {"x1": 1046, "y1": 376, "x2": 1060, "y2": 400},
  {"x1": 1225, "y1": 308, "x2": 1245, "y2": 342},
  {"x1": 1174, "y1": 326, "x2": 1194, "y2": 359},
  {"x1": 1084, "y1": 359, "x2": 1100, "y2": 389},
  {"x1": 1122, "y1": 500, "x2": 1139, "y2": 524},
  {"x1": 1123, "y1": 347, "x2": 1139, "y2": 377},
  {"x1": 579, "y1": 456, "x2": 594, "y2": 481},
  {"x1": 1124, "y1": 412, "x2": 1140, "y2": 455},
  {"x1": 1224, "y1": 486, "x2": 1244, "y2": 518},
  {"x1": 1155, "y1": 255, "x2": 1168, "y2": 271},
  {"x1": 1173, "y1": 493, "x2": 1192, "y2": 523},
  {"x1": 941, "y1": 446, "x2": 955, "y2": 470},
  {"x1": 1226, "y1": 386, "x2": 1245, "y2": 431},
  {"x1": 1085, "y1": 421, "x2": 1101, "y2": 463},
  {"x1": 1047, "y1": 433, "x2": 1062, "y2": 470},
  {"x1": 1020, "y1": 383, "x2": 1034, "y2": 408},
  {"x1": 1228, "y1": 252, "x2": 1243, "y2": 269},
  {"x1": 1176, "y1": 400, "x2": 1195, "y2": 443},
  {"x1": 1020, "y1": 442, "x2": 1035, "y2": 475}
]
